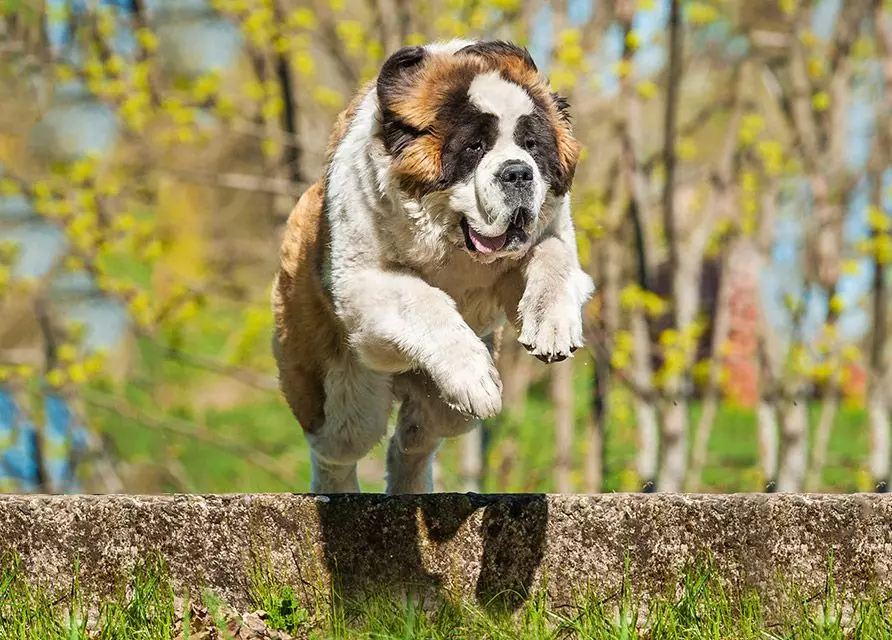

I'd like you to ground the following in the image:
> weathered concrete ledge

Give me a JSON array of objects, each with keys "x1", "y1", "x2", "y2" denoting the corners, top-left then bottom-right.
[{"x1": 1, "y1": 493, "x2": 891, "y2": 612}]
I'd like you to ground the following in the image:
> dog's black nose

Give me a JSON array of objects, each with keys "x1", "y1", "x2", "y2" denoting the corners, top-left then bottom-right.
[{"x1": 499, "y1": 161, "x2": 533, "y2": 186}]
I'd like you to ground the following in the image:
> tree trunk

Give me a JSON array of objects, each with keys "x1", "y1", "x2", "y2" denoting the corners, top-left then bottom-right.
[
  {"x1": 551, "y1": 359, "x2": 574, "y2": 493},
  {"x1": 869, "y1": 386, "x2": 891, "y2": 490},
  {"x1": 584, "y1": 235, "x2": 622, "y2": 494},
  {"x1": 688, "y1": 395, "x2": 718, "y2": 492},
  {"x1": 500, "y1": 336, "x2": 534, "y2": 419},
  {"x1": 777, "y1": 401, "x2": 808, "y2": 492},
  {"x1": 806, "y1": 383, "x2": 839, "y2": 491},
  {"x1": 461, "y1": 426, "x2": 483, "y2": 493},
  {"x1": 584, "y1": 349, "x2": 608, "y2": 493},
  {"x1": 757, "y1": 401, "x2": 780, "y2": 488},
  {"x1": 655, "y1": 0, "x2": 687, "y2": 494},
  {"x1": 688, "y1": 247, "x2": 735, "y2": 491},
  {"x1": 658, "y1": 398, "x2": 688, "y2": 492},
  {"x1": 431, "y1": 455, "x2": 442, "y2": 493},
  {"x1": 631, "y1": 313, "x2": 659, "y2": 490}
]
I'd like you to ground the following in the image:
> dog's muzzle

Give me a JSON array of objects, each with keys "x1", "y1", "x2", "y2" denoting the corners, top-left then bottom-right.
[{"x1": 461, "y1": 206, "x2": 530, "y2": 255}]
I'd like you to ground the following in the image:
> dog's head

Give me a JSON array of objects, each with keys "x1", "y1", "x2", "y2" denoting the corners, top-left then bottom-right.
[{"x1": 376, "y1": 40, "x2": 581, "y2": 262}]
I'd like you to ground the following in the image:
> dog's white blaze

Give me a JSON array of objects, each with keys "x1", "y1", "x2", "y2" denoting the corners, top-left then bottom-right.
[
  {"x1": 468, "y1": 71, "x2": 533, "y2": 145},
  {"x1": 424, "y1": 39, "x2": 477, "y2": 55}
]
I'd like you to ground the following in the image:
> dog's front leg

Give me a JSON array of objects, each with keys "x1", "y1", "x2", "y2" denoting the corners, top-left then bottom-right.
[
  {"x1": 335, "y1": 270, "x2": 503, "y2": 419},
  {"x1": 502, "y1": 207, "x2": 595, "y2": 363}
]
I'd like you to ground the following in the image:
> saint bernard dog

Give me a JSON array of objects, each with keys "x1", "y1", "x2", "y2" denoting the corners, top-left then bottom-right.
[{"x1": 272, "y1": 39, "x2": 594, "y2": 494}]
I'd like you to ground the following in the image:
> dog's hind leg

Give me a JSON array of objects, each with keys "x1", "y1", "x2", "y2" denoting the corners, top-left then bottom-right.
[
  {"x1": 386, "y1": 370, "x2": 479, "y2": 494},
  {"x1": 306, "y1": 355, "x2": 392, "y2": 493}
]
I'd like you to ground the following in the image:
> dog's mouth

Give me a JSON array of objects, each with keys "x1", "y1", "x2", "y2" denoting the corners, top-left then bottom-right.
[{"x1": 461, "y1": 208, "x2": 530, "y2": 256}]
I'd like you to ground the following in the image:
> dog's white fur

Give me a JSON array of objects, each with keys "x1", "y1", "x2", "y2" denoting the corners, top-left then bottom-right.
[{"x1": 278, "y1": 41, "x2": 594, "y2": 494}]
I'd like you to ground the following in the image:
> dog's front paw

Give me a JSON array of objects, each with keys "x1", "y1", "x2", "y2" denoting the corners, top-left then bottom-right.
[
  {"x1": 518, "y1": 306, "x2": 584, "y2": 363},
  {"x1": 431, "y1": 347, "x2": 503, "y2": 419},
  {"x1": 518, "y1": 271, "x2": 591, "y2": 364}
]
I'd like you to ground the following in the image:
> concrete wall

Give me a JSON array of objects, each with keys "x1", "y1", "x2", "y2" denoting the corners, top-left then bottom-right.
[{"x1": 2, "y1": 493, "x2": 891, "y2": 614}]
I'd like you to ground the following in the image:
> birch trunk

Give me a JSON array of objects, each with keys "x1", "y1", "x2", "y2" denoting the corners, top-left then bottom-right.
[
  {"x1": 806, "y1": 380, "x2": 839, "y2": 491},
  {"x1": 584, "y1": 238, "x2": 621, "y2": 493},
  {"x1": 868, "y1": 0, "x2": 891, "y2": 491},
  {"x1": 551, "y1": 359, "x2": 575, "y2": 493},
  {"x1": 869, "y1": 387, "x2": 891, "y2": 489},
  {"x1": 461, "y1": 426, "x2": 483, "y2": 493},
  {"x1": 757, "y1": 401, "x2": 780, "y2": 487},
  {"x1": 631, "y1": 312, "x2": 659, "y2": 489},
  {"x1": 777, "y1": 400, "x2": 808, "y2": 492},
  {"x1": 655, "y1": 0, "x2": 688, "y2": 493},
  {"x1": 499, "y1": 336, "x2": 534, "y2": 419},
  {"x1": 688, "y1": 248, "x2": 735, "y2": 491}
]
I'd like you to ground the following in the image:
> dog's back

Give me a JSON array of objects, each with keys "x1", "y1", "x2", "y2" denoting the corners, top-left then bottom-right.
[{"x1": 272, "y1": 82, "x2": 376, "y2": 435}]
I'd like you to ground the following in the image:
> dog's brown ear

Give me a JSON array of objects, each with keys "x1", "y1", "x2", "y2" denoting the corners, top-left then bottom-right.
[
  {"x1": 377, "y1": 45, "x2": 427, "y2": 109},
  {"x1": 552, "y1": 91, "x2": 572, "y2": 123},
  {"x1": 377, "y1": 46, "x2": 429, "y2": 156},
  {"x1": 456, "y1": 40, "x2": 538, "y2": 73}
]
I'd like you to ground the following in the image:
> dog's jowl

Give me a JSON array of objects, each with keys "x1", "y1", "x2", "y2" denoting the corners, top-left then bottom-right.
[{"x1": 272, "y1": 39, "x2": 594, "y2": 494}]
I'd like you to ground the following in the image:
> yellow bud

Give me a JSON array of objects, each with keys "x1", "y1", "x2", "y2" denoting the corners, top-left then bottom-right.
[
  {"x1": 84, "y1": 353, "x2": 107, "y2": 376},
  {"x1": 16, "y1": 364, "x2": 35, "y2": 379},
  {"x1": 867, "y1": 205, "x2": 890, "y2": 232},
  {"x1": 262, "y1": 138, "x2": 278, "y2": 158},
  {"x1": 68, "y1": 363, "x2": 87, "y2": 385},
  {"x1": 312, "y1": 87, "x2": 344, "y2": 109},
  {"x1": 106, "y1": 54, "x2": 125, "y2": 76},
  {"x1": 829, "y1": 294, "x2": 845, "y2": 315},
  {"x1": 841, "y1": 259, "x2": 860, "y2": 276},
  {"x1": 877, "y1": 235, "x2": 892, "y2": 265},
  {"x1": 615, "y1": 59, "x2": 632, "y2": 80},
  {"x1": 687, "y1": 3, "x2": 718, "y2": 25},
  {"x1": 619, "y1": 284, "x2": 642, "y2": 310},
  {"x1": 46, "y1": 369, "x2": 66, "y2": 388},
  {"x1": 636, "y1": 80, "x2": 658, "y2": 100},
  {"x1": 136, "y1": 28, "x2": 158, "y2": 52},
  {"x1": 806, "y1": 56, "x2": 825, "y2": 79},
  {"x1": 841, "y1": 345, "x2": 861, "y2": 362},
  {"x1": 287, "y1": 7, "x2": 317, "y2": 29},
  {"x1": 57, "y1": 344, "x2": 78, "y2": 363},
  {"x1": 812, "y1": 91, "x2": 830, "y2": 112},
  {"x1": 611, "y1": 350, "x2": 631, "y2": 371},
  {"x1": 659, "y1": 329, "x2": 679, "y2": 348},
  {"x1": 676, "y1": 137, "x2": 697, "y2": 161}
]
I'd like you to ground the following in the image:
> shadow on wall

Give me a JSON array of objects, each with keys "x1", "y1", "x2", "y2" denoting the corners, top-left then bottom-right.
[{"x1": 313, "y1": 493, "x2": 548, "y2": 612}]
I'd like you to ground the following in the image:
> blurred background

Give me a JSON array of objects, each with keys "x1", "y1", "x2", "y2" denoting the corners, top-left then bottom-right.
[{"x1": 0, "y1": 0, "x2": 889, "y2": 495}]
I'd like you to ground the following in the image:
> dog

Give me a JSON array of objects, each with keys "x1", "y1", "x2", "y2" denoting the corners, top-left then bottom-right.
[{"x1": 272, "y1": 39, "x2": 594, "y2": 494}]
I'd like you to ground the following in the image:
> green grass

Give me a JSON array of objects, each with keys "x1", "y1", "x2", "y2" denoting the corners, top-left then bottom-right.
[{"x1": 3, "y1": 551, "x2": 892, "y2": 639}]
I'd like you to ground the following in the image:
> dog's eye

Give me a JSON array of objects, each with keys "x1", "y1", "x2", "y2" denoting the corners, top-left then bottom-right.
[
  {"x1": 466, "y1": 141, "x2": 484, "y2": 153},
  {"x1": 524, "y1": 138, "x2": 538, "y2": 151}
]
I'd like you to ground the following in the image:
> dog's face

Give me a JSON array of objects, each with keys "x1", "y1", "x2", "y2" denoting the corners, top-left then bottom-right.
[{"x1": 376, "y1": 41, "x2": 581, "y2": 263}]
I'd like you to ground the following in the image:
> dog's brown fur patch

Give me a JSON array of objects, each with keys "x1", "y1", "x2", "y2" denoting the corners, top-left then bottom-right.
[{"x1": 272, "y1": 180, "x2": 339, "y2": 434}]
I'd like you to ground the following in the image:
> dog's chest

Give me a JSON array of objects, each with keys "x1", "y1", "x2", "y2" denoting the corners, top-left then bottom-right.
[{"x1": 422, "y1": 260, "x2": 507, "y2": 335}]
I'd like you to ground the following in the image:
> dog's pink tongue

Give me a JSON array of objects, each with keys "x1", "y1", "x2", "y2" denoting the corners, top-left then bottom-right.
[{"x1": 468, "y1": 227, "x2": 507, "y2": 254}]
